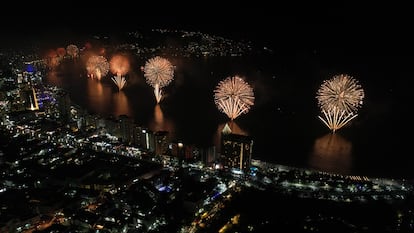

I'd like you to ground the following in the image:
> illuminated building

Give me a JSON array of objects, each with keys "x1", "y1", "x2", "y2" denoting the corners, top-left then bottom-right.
[
  {"x1": 198, "y1": 146, "x2": 216, "y2": 166},
  {"x1": 132, "y1": 125, "x2": 144, "y2": 147},
  {"x1": 55, "y1": 90, "x2": 71, "y2": 123},
  {"x1": 21, "y1": 86, "x2": 39, "y2": 111},
  {"x1": 118, "y1": 114, "x2": 133, "y2": 144},
  {"x1": 135, "y1": 128, "x2": 155, "y2": 152},
  {"x1": 103, "y1": 115, "x2": 119, "y2": 136},
  {"x1": 154, "y1": 131, "x2": 169, "y2": 156},
  {"x1": 221, "y1": 133, "x2": 253, "y2": 171}
]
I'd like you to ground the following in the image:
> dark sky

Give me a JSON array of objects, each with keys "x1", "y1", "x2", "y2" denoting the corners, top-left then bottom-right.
[
  {"x1": 1, "y1": 3, "x2": 412, "y2": 52},
  {"x1": 1, "y1": 3, "x2": 413, "y2": 84}
]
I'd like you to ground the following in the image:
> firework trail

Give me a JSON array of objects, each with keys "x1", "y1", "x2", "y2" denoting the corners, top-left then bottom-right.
[
  {"x1": 214, "y1": 76, "x2": 254, "y2": 120},
  {"x1": 143, "y1": 56, "x2": 174, "y2": 103},
  {"x1": 318, "y1": 107, "x2": 358, "y2": 133}
]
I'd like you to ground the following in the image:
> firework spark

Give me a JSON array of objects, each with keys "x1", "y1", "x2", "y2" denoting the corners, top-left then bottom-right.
[
  {"x1": 318, "y1": 107, "x2": 358, "y2": 133},
  {"x1": 316, "y1": 74, "x2": 364, "y2": 132},
  {"x1": 66, "y1": 44, "x2": 79, "y2": 58},
  {"x1": 109, "y1": 55, "x2": 130, "y2": 91},
  {"x1": 45, "y1": 49, "x2": 60, "y2": 69},
  {"x1": 86, "y1": 55, "x2": 109, "y2": 80},
  {"x1": 143, "y1": 56, "x2": 174, "y2": 103},
  {"x1": 56, "y1": 47, "x2": 66, "y2": 59},
  {"x1": 214, "y1": 76, "x2": 254, "y2": 120},
  {"x1": 110, "y1": 54, "x2": 130, "y2": 77},
  {"x1": 316, "y1": 74, "x2": 364, "y2": 113},
  {"x1": 111, "y1": 76, "x2": 127, "y2": 91}
]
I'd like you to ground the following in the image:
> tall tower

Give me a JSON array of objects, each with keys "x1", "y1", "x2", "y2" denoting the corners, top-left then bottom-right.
[
  {"x1": 221, "y1": 129, "x2": 253, "y2": 171},
  {"x1": 137, "y1": 128, "x2": 155, "y2": 152},
  {"x1": 55, "y1": 90, "x2": 71, "y2": 123},
  {"x1": 199, "y1": 146, "x2": 216, "y2": 167},
  {"x1": 118, "y1": 114, "x2": 133, "y2": 144},
  {"x1": 154, "y1": 131, "x2": 169, "y2": 156}
]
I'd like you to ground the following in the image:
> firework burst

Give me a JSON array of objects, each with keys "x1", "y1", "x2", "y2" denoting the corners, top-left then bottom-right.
[
  {"x1": 109, "y1": 55, "x2": 130, "y2": 91},
  {"x1": 214, "y1": 76, "x2": 255, "y2": 120},
  {"x1": 316, "y1": 74, "x2": 364, "y2": 113},
  {"x1": 143, "y1": 56, "x2": 174, "y2": 103},
  {"x1": 86, "y1": 55, "x2": 109, "y2": 80},
  {"x1": 66, "y1": 44, "x2": 79, "y2": 58},
  {"x1": 110, "y1": 54, "x2": 130, "y2": 77},
  {"x1": 316, "y1": 74, "x2": 364, "y2": 132},
  {"x1": 45, "y1": 49, "x2": 60, "y2": 69}
]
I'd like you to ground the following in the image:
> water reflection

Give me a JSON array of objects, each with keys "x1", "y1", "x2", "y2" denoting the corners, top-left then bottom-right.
[
  {"x1": 112, "y1": 91, "x2": 131, "y2": 117},
  {"x1": 85, "y1": 79, "x2": 111, "y2": 114},
  {"x1": 309, "y1": 133, "x2": 352, "y2": 175},
  {"x1": 41, "y1": 54, "x2": 405, "y2": 177},
  {"x1": 45, "y1": 70, "x2": 63, "y2": 87},
  {"x1": 148, "y1": 104, "x2": 175, "y2": 140}
]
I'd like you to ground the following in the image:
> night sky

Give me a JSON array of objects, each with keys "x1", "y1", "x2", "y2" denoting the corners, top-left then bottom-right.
[
  {"x1": 1, "y1": 3, "x2": 412, "y2": 52},
  {"x1": 2, "y1": 3, "x2": 412, "y2": 103}
]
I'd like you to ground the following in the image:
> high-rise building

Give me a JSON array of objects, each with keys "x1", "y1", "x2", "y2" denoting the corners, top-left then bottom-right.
[
  {"x1": 136, "y1": 128, "x2": 155, "y2": 152},
  {"x1": 198, "y1": 146, "x2": 216, "y2": 166},
  {"x1": 103, "y1": 115, "x2": 119, "y2": 136},
  {"x1": 55, "y1": 90, "x2": 71, "y2": 123},
  {"x1": 22, "y1": 87, "x2": 39, "y2": 111},
  {"x1": 154, "y1": 131, "x2": 169, "y2": 156},
  {"x1": 118, "y1": 114, "x2": 133, "y2": 144},
  {"x1": 132, "y1": 125, "x2": 144, "y2": 147},
  {"x1": 221, "y1": 133, "x2": 253, "y2": 171}
]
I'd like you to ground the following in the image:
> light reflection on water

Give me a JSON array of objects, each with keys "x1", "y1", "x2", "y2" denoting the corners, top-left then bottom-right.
[
  {"x1": 309, "y1": 133, "x2": 352, "y2": 175},
  {"x1": 148, "y1": 104, "x2": 175, "y2": 141},
  {"x1": 112, "y1": 90, "x2": 131, "y2": 117},
  {"x1": 85, "y1": 78, "x2": 111, "y2": 114},
  {"x1": 42, "y1": 55, "x2": 410, "y2": 178},
  {"x1": 43, "y1": 57, "x2": 356, "y2": 177}
]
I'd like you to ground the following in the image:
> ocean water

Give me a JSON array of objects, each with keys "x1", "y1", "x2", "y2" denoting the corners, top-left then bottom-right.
[{"x1": 44, "y1": 48, "x2": 411, "y2": 179}]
